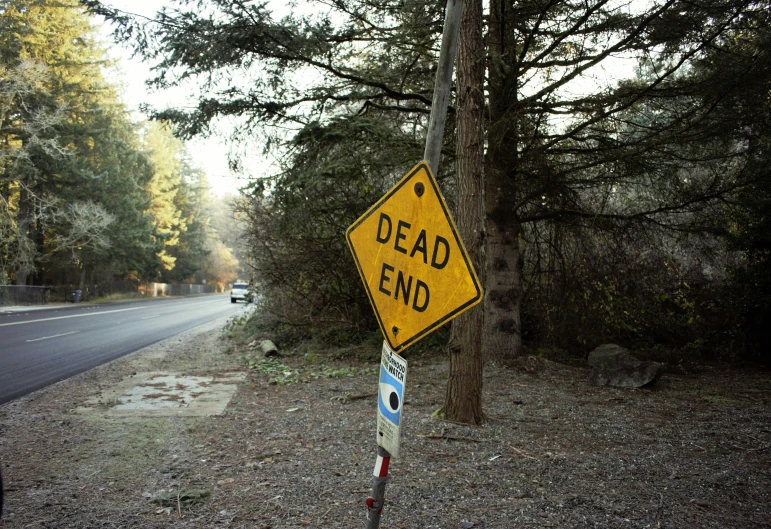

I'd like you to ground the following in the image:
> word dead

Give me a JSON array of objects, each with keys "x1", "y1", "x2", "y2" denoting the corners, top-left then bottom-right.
[{"x1": 375, "y1": 213, "x2": 450, "y2": 313}]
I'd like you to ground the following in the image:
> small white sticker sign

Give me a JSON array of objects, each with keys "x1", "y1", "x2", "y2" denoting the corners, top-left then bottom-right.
[{"x1": 376, "y1": 341, "x2": 407, "y2": 457}]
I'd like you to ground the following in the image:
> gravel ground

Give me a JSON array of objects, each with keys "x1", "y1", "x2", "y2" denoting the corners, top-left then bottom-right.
[{"x1": 0, "y1": 315, "x2": 769, "y2": 529}]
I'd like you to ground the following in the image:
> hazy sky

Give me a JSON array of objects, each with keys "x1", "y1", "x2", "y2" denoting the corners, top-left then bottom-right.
[{"x1": 96, "y1": 1, "x2": 256, "y2": 197}]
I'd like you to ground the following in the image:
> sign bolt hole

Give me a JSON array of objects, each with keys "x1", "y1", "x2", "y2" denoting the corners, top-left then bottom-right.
[
  {"x1": 414, "y1": 182, "x2": 424, "y2": 197},
  {"x1": 392, "y1": 326, "x2": 399, "y2": 336}
]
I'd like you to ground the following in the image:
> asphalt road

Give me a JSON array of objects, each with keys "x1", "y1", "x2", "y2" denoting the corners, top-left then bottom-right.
[{"x1": 0, "y1": 294, "x2": 248, "y2": 405}]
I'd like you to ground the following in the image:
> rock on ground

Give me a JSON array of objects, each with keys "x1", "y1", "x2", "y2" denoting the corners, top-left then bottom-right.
[{"x1": 588, "y1": 343, "x2": 664, "y2": 388}]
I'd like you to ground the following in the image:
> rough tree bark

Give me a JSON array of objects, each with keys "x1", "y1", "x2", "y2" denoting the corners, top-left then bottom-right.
[
  {"x1": 483, "y1": 0, "x2": 523, "y2": 362},
  {"x1": 15, "y1": 186, "x2": 30, "y2": 286},
  {"x1": 444, "y1": 0, "x2": 485, "y2": 424}
]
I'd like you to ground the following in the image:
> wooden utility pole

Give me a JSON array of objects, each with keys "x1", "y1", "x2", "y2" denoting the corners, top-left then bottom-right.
[{"x1": 423, "y1": 0, "x2": 464, "y2": 175}]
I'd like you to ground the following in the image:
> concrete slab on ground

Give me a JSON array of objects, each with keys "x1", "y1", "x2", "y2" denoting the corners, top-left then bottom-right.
[{"x1": 78, "y1": 371, "x2": 246, "y2": 417}]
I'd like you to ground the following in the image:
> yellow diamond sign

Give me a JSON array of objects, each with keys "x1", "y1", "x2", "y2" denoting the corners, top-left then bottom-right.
[{"x1": 346, "y1": 161, "x2": 482, "y2": 353}]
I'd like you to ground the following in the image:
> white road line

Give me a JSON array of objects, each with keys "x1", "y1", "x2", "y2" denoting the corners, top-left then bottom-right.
[
  {"x1": 26, "y1": 330, "x2": 81, "y2": 342},
  {"x1": 0, "y1": 306, "x2": 147, "y2": 327}
]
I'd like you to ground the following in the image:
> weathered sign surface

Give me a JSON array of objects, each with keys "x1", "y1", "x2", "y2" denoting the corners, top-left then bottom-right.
[{"x1": 346, "y1": 161, "x2": 482, "y2": 352}]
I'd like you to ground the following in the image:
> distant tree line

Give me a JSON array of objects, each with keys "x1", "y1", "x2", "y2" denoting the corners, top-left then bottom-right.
[
  {"x1": 90, "y1": 0, "x2": 769, "y2": 421},
  {"x1": 0, "y1": 0, "x2": 244, "y2": 291}
]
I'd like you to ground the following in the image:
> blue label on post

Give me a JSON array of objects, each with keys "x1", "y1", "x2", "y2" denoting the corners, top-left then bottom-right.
[{"x1": 379, "y1": 366, "x2": 404, "y2": 426}]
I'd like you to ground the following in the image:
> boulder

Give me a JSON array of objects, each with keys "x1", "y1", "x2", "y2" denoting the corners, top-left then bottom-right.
[
  {"x1": 587, "y1": 343, "x2": 632, "y2": 367},
  {"x1": 588, "y1": 344, "x2": 663, "y2": 388}
]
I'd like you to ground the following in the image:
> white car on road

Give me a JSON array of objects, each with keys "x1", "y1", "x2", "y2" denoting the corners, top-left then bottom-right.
[{"x1": 230, "y1": 282, "x2": 251, "y2": 303}]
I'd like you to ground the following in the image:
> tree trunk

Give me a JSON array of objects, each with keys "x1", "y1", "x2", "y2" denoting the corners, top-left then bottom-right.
[
  {"x1": 15, "y1": 186, "x2": 30, "y2": 286},
  {"x1": 444, "y1": 0, "x2": 485, "y2": 424},
  {"x1": 33, "y1": 208, "x2": 45, "y2": 285},
  {"x1": 484, "y1": 0, "x2": 523, "y2": 362},
  {"x1": 483, "y1": 212, "x2": 523, "y2": 361}
]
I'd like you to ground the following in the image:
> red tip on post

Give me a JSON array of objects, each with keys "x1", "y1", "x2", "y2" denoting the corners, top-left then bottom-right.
[
  {"x1": 366, "y1": 497, "x2": 375, "y2": 509},
  {"x1": 374, "y1": 454, "x2": 391, "y2": 478}
]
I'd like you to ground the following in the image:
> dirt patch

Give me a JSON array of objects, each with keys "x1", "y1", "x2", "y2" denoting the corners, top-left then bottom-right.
[{"x1": 1, "y1": 317, "x2": 769, "y2": 528}]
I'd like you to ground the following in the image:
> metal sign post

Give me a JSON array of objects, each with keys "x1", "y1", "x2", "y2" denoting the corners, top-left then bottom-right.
[
  {"x1": 366, "y1": 445, "x2": 391, "y2": 528},
  {"x1": 367, "y1": 342, "x2": 407, "y2": 528},
  {"x1": 357, "y1": 0, "x2": 465, "y2": 526}
]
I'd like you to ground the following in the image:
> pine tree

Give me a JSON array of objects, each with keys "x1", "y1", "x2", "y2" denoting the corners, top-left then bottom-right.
[
  {"x1": 162, "y1": 159, "x2": 212, "y2": 283},
  {"x1": 142, "y1": 120, "x2": 185, "y2": 275},
  {"x1": 481, "y1": 0, "x2": 767, "y2": 360},
  {"x1": 0, "y1": 0, "x2": 115, "y2": 284}
]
